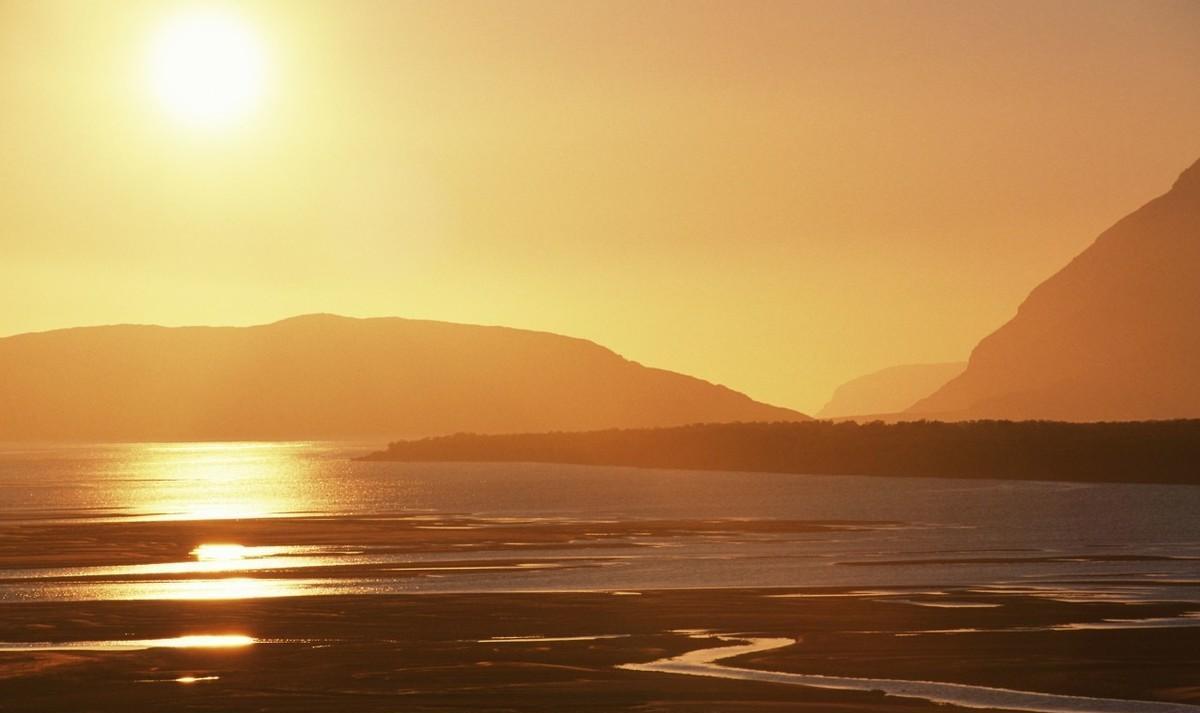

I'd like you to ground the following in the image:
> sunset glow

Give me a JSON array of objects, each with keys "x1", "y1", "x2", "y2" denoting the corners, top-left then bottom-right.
[
  {"x1": 5, "y1": 1, "x2": 1197, "y2": 411},
  {"x1": 1, "y1": 3, "x2": 1197, "y2": 710},
  {"x1": 147, "y1": 7, "x2": 267, "y2": 129}
]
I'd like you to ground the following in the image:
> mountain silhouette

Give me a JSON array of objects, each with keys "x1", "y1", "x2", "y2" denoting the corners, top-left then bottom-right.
[
  {"x1": 0, "y1": 314, "x2": 806, "y2": 442},
  {"x1": 818, "y1": 362, "x2": 965, "y2": 419},
  {"x1": 908, "y1": 157, "x2": 1200, "y2": 420}
]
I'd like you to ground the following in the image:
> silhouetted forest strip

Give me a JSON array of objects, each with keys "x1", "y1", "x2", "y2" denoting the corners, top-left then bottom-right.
[{"x1": 364, "y1": 420, "x2": 1200, "y2": 485}]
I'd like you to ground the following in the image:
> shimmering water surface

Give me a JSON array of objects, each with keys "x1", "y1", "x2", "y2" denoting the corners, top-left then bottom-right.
[{"x1": 1, "y1": 441, "x2": 1198, "y2": 603}]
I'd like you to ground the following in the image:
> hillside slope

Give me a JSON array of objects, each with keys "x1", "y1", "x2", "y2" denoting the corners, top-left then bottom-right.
[
  {"x1": 909, "y1": 157, "x2": 1200, "y2": 420},
  {"x1": 0, "y1": 314, "x2": 806, "y2": 441}
]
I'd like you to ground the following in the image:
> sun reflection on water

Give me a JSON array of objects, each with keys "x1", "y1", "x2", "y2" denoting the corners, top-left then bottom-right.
[
  {"x1": 173, "y1": 675, "x2": 221, "y2": 684},
  {"x1": 124, "y1": 442, "x2": 319, "y2": 520},
  {"x1": 0, "y1": 577, "x2": 343, "y2": 602},
  {"x1": 193, "y1": 543, "x2": 256, "y2": 561},
  {"x1": 151, "y1": 577, "x2": 308, "y2": 600},
  {"x1": 0, "y1": 634, "x2": 255, "y2": 652},
  {"x1": 156, "y1": 634, "x2": 255, "y2": 648}
]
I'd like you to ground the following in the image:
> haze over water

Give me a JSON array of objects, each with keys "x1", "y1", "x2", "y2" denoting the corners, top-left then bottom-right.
[{"x1": 3, "y1": 442, "x2": 1198, "y2": 603}]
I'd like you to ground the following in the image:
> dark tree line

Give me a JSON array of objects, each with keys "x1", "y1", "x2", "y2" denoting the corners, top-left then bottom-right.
[{"x1": 365, "y1": 420, "x2": 1200, "y2": 485}]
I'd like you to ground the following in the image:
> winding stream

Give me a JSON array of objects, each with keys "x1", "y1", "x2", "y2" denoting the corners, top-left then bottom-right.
[{"x1": 619, "y1": 634, "x2": 1200, "y2": 713}]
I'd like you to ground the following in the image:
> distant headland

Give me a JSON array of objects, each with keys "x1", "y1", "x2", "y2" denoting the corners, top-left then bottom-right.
[{"x1": 363, "y1": 419, "x2": 1200, "y2": 485}]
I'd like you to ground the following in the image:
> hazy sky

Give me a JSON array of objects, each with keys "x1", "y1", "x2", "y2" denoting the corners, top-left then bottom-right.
[{"x1": 2, "y1": 0, "x2": 1198, "y2": 413}]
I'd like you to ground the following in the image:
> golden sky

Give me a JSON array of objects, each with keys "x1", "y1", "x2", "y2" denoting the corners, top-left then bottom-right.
[{"x1": 2, "y1": 0, "x2": 1198, "y2": 413}]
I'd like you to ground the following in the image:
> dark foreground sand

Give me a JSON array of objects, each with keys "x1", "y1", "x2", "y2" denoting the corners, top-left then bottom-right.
[
  {"x1": 1, "y1": 513, "x2": 1197, "y2": 711},
  {"x1": 1, "y1": 587, "x2": 1198, "y2": 712}
]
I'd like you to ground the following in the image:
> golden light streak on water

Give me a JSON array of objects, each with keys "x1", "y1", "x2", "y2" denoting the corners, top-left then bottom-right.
[
  {"x1": 0, "y1": 634, "x2": 255, "y2": 651},
  {"x1": 124, "y1": 442, "x2": 319, "y2": 521},
  {"x1": 192, "y1": 544, "x2": 252, "y2": 561},
  {"x1": 173, "y1": 675, "x2": 221, "y2": 683}
]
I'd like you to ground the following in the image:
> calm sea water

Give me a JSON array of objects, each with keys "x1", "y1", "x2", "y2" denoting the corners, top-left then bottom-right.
[{"x1": 1, "y1": 441, "x2": 1198, "y2": 601}]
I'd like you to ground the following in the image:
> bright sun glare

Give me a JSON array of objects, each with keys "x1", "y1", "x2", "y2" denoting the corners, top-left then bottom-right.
[
  {"x1": 192, "y1": 543, "x2": 249, "y2": 561},
  {"x1": 148, "y1": 7, "x2": 267, "y2": 129}
]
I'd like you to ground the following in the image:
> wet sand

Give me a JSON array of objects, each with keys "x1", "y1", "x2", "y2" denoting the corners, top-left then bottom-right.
[
  {"x1": 1, "y1": 586, "x2": 1198, "y2": 712},
  {"x1": 1, "y1": 509, "x2": 1198, "y2": 711},
  {"x1": 626, "y1": 635, "x2": 1199, "y2": 713}
]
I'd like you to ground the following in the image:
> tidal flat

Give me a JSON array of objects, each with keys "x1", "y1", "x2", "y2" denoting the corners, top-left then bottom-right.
[
  {"x1": 2, "y1": 447, "x2": 1199, "y2": 711},
  {"x1": 2, "y1": 587, "x2": 1199, "y2": 712}
]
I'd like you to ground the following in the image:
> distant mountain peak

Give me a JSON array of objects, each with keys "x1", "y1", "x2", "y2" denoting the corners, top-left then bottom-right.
[{"x1": 818, "y1": 362, "x2": 965, "y2": 419}]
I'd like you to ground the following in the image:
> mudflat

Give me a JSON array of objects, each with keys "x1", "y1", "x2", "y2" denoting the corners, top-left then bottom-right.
[
  {"x1": 2, "y1": 451, "x2": 1198, "y2": 711},
  {"x1": 1, "y1": 588, "x2": 1198, "y2": 712}
]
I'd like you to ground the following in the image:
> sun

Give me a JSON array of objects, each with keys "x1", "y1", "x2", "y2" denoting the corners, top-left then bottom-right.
[{"x1": 148, "y1": 7, "x2": 268, "y2": 129}]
